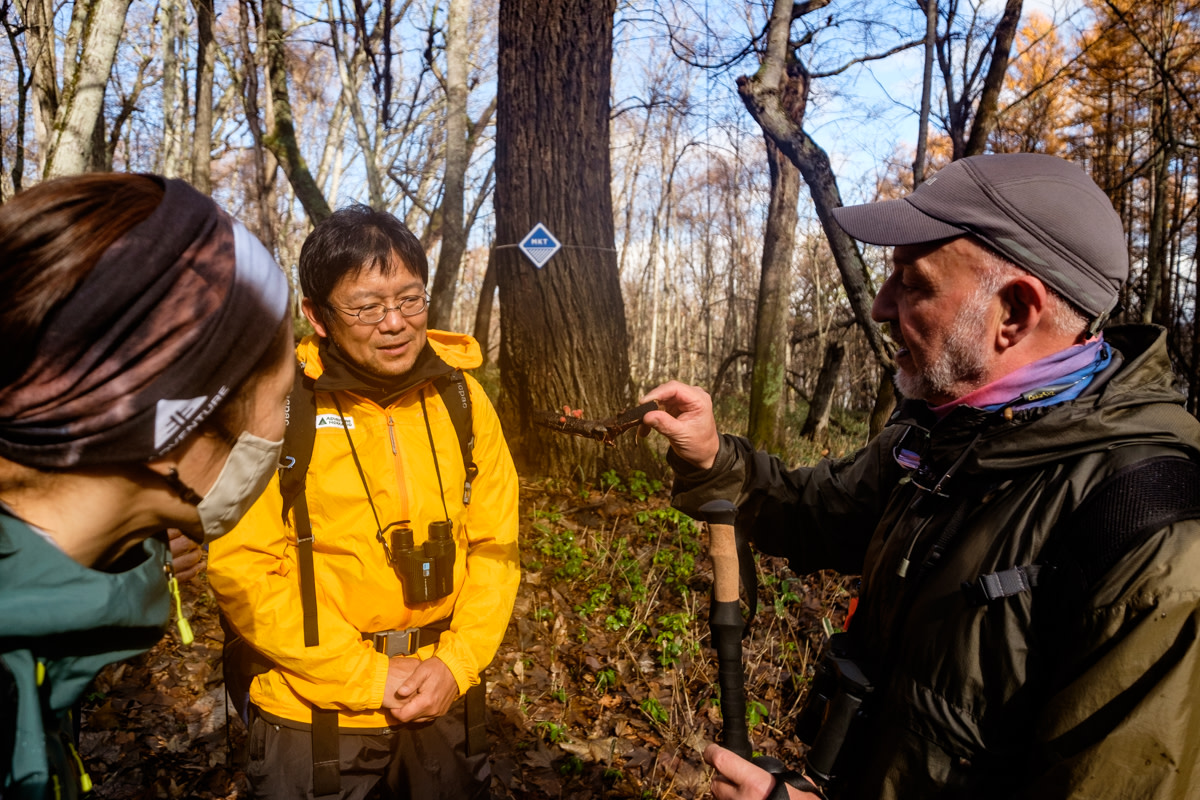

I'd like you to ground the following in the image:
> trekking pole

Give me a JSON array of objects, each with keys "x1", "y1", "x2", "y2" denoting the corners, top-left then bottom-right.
[{"x1": 699, "y1": 499, "x2": 751, "y2": 759}]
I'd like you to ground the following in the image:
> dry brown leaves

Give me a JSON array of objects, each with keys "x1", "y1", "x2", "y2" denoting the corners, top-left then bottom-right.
[{"x1": 79, "y1": 480, "x2": 856, "y2": 799}]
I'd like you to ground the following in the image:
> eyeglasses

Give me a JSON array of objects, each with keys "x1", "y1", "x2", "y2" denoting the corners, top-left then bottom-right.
[{"x1": 327, "y1": 294, "x2": 430, "y2": 324}]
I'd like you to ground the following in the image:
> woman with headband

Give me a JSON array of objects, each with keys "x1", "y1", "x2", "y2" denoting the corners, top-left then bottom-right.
[{"x1": 0, "y1": 174, "x2": 294, "y2": 799}]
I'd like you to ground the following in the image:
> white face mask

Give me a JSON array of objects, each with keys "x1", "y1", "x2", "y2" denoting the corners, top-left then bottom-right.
[{"x1": 196, "y1": 431, "x2": 283, "y2": 543}]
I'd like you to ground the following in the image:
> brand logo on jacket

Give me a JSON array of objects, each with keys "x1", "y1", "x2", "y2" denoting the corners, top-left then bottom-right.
[{"x1": 316, "y1": 414, "x2": 354, "y2": 430}]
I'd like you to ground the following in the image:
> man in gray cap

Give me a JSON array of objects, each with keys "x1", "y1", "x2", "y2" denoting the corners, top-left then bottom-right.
[{"x1": 641, "y1": 153, "x2": 1200, "y2": 799}]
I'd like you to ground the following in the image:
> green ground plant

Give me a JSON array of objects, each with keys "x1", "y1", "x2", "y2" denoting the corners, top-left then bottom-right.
[{"x1": 501, "y1": 408, "x2": 868, "y2": 798}]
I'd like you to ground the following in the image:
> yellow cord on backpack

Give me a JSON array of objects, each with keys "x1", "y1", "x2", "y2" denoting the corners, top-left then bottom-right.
[
  {"x1": 168, "y1": 574, "x2": 195, "y2": 645},
  {"x1": 68, "y1": 740, "x2": 93, "y2": 793}
]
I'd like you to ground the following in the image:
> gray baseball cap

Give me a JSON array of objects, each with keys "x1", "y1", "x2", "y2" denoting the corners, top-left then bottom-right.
[{"x1": 832, "y1": 153, "x2": 1128, "y2": 324}]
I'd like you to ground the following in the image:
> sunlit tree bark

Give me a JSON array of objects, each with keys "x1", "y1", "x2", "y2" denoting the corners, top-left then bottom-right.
[
  {"x1": 21, "y1": 0, "x2": 133, "y2": 177},
  {"x1": 495, "y1": 0, "x2": 644, "y2": 476}
]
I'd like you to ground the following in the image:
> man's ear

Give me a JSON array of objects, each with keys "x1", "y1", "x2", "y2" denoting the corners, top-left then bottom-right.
[
  {"x1": 301, "y1": 298, "x2": 330, "y2": 339},
  {"x1": 996, "y1": 276, "x2": 1048, "y2": 350}
]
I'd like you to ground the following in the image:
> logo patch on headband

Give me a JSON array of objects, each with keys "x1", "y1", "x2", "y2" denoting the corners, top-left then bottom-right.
[{"x1": 154, "y1": 389, "x2": 227, "y2": 451}]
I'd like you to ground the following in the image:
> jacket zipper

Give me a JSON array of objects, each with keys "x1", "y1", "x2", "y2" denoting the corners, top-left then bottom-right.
[{"x1": 387, "y1": 416, "x2": 398, "y2": 454}]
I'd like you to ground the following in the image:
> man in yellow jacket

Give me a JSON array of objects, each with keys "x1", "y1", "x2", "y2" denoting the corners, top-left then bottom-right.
[{"x1": 208, "y1": 206, "x2": 520, "y2": 799}]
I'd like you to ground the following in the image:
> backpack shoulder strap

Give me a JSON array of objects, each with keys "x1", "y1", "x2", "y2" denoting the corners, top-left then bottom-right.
[
  {"x1": 433, "y1": 369, "x2": 478, "y2": 505},
  {"x1": 279, "y1": 360, "x2": 317, "y2": 521},
  {"x1": 1061, "y1": 454, "x2": 1200, "y2": 586},
  {"x1": 963, "y1": 454, "x2": 1200, "y2": 605},
  {"x1": 275, "y1": 360, "x2": 320, "y2": 648}
]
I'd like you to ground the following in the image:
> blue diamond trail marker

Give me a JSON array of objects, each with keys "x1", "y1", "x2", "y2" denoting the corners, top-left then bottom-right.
[{"x1": 518, "y1": 223, "x2": 561, "y2": 268}]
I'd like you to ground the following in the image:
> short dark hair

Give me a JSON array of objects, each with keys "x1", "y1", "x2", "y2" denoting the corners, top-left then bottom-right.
[{"x1": 298, "y1": 205, "x2": 428, "y2": 306}]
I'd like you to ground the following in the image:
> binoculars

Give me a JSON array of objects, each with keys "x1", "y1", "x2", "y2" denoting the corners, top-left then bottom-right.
[{"x1": 382, "y1": 520, "x2": 455, "y2": 605}]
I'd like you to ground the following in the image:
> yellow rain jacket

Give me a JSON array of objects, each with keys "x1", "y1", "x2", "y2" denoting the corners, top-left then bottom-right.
[{"x1": 208, "y1": 331, "x2": 519, "y2": 729}]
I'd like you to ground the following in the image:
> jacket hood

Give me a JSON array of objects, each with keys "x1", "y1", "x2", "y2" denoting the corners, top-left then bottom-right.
[
  {"x1": 0, "y1": 514, "x2": 170, "y2": 707},
  {"x1": 893, "y1": 325, "x2": 1200, "y2": 475}
]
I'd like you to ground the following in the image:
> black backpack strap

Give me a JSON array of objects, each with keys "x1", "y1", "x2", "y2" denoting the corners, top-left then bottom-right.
[
  {"x1": 963, "y1": 455, "x2": 1200, "y2": 606},
  {"x1": 311, "y1": 707, "x2": 341, "y2": 797},
  {"x1": 280, "y1": 360, "x2": 317, "y2": 521},
  {"x1": 269, "y1": 361, "x2": 335, "y2": 792},
  {"x1": 1065, "y1": 455, "x2": 1200, "y2": 586},
  {"x1": 433, "y1": 370, "x2": 477, "y2": 505},
  {"x1": 295, "y1": 491, "x2": 320, "y2": 648},
  {"x1": 297, "y1": 481, "x2": 338, "y2": 795}
]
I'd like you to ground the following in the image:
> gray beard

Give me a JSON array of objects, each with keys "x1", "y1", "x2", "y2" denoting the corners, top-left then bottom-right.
[{"x1": 894, "y1": 293, "x2": 992, "y2": 403}]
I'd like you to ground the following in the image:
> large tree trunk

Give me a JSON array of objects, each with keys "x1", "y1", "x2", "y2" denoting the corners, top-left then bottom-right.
[
  {"x1": 262, "y1": 0, "x2": 331, "y2": 224},
  {"x1": 747, "y1": 137, "x2": 799, "y2": 452},
  {"x1": 428, "y1": 0, "x2": 470, "y2": 331},
  {"x1": 34, "y1": 0, "x2": 132, "y2": 177},
  {"x1": 495, "y1": 0, "x2": 642, "y2": 477}
]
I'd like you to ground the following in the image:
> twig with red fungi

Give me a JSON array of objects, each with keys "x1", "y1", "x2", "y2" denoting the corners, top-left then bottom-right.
[{"x1": 531, "y1": 400, "x2": 661, "y2": 447}]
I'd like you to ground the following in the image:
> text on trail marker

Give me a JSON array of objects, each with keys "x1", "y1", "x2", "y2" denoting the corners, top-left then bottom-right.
[{"x1": 518, "y1": 223, "x2": 562, "y2": 268}]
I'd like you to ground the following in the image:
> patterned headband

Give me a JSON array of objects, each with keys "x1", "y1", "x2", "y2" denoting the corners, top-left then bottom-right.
[{"x1": 0, "y1": 177, "x2": 290, "y2": 467}]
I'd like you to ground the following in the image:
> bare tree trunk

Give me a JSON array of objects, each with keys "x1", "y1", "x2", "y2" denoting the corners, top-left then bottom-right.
[
  {"x1": 161, "y1": 0, "x2": 185, "y2": 177},
  {"x1": 737, "y1": 0, "x2": 893, "y2": 376},
  {"x1": 328, "y1": 3, "x2": 384, "y2": 210},
  {"x1": 800, "y1": 340, "x2": 845, "y2": 441},
  {"x1": 914, "y1": 0, "x2": 937, "y2": 185},
  {"x1": 40, "y1": 0, "x2": 132, "y2": 177},
  {"x1": 238, "y1": 0, "x2": 279, "y2": 251},
  {"x1": 738, "y1": 0, "x2": 899, "y2": 436},
  {"x1": 639, "y1": 142, "x2": 677, "y2": 385},
  {"x1": 495, "y1": 0, "x2": 644, "y2": 477},
  {"x1": 473, "y1": 245, "x2": 498, "y2": 367},
  {"x1": 191, "y1": 0, "x2": 216, "y2": 193},
  {"x1": 870, "y1": 372, "x2": 897, "y2": 439},
  {"x1": 262, "y1": 0, "x2": 331, "y2": 224},
  {"x1": 748, "y1": 137, "x2": 799, "y2": 452},
  {"x1": 429, "y1": 0, "x2": 470, "y2": 331},
  {"x1": 1144, "y1": 92, "x2": 1171, "y2": 325},
  {"x1": 18, "y1": 0, "x2": 58, "y2": 177},
  {"x1": 963, "y1": 0, "x2": 1023, "y2": 156},
  {"x1": 2, "y1": 7, "x2": 29, "y2": 196},
  {"x1": 646, "y1": 175, "x2": 677, "y2": 387},
  {"x1": 87, "y1": 91, "x2": 108, "y2": 171}
]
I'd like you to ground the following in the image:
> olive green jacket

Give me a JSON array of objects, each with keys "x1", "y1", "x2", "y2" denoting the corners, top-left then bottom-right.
[{"x1": 672, "y1": 326, "x2": 1200, "y2": 799}]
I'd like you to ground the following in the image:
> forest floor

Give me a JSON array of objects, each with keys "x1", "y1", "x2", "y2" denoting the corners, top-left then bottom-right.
[{"x1": 78, "y1": 471, "x2": 858, "y2": 799}]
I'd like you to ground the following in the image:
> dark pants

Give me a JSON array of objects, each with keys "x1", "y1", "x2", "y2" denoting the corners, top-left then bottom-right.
[{"x1": 245, "y1": 697, "x2": 491, "y2": 800}]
